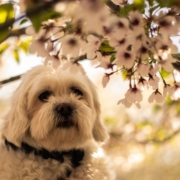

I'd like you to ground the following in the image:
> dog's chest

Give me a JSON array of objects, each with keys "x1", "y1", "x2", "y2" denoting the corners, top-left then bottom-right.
[{"x1": 0, "y1": 148, "x2": 74, "y2": 180}]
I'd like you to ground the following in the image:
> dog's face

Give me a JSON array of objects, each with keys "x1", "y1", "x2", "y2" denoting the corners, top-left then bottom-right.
[{"x1": 1, "y1": 65, "x2": 107, "y2": 150}]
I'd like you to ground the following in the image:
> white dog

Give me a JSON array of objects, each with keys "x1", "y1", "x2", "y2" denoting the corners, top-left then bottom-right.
[{"x1": 0, "y1": 64, "x2": 114, "y2": 180}]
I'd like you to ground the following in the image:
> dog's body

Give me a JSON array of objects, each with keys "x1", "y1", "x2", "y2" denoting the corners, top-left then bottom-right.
[{"x1": 0, "y1": 64, "x2": 113, "y2": 180}]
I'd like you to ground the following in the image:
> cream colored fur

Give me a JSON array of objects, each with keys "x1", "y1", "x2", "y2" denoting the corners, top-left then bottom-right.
[{"x1": 0, "y1": 64, "x2": 114, "y2": 180}]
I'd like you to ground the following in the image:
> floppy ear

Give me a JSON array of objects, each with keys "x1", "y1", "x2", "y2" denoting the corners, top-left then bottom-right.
[
  {"x1": 1, "y1": 81, "x2": 31, "y2": 146},
  {"x1": 87, "y1": 78, "x2": 108, "y2": 142}
]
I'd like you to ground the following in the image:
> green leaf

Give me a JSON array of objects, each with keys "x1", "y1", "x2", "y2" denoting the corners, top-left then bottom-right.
[
  {"x1": 172, "y1": 53, "x2": 180, "y2": 61},
  {"x1": 121, "y1": 69, "x2": 131, "y2": 80},
  {"x1": 136, "y1": 121, "x2": 152, "y2": 130},
  {"x1": 147, "y1": 0, "x2": 155, "y2": 6},
  {"x1": 19, "y1": 39, "x2": 31, "y2": 53},
  {"x1": 156, "y1": 0, "x2": 180, "y2": 7},
  {"x1": 160, "y1": 68, "x2": 171, "y2": 78},
  {"x1": 110, "y1": 55, "x2": 116, "y2": 63},
  {"x1": 13, "y1": 49, "x2": 20, "y2": 63},
  {"x1": 0, "y1": 3, "x2": 15, "y2": 43},
  {"x1": 105, "y1": 117, "x2": 117, "y2": 125},
  {"x1": 134, "y1": 0, "x2": 144, "y2": 9},
  {"x1": 156, "y1": 128, "x2": 166, "y2": 141},
  {"x1": 28, "y1": 7, "x2": 61, "y2": 32},
  {"x1": 99, "y1": 40, "x2": 114, "y2": 53},
  {"x1": 20, "y1": 18, "x2": 29, "y2": 25},
  {"x1": 0, "y1": 43, "x2": 9, "y2": 55},
  {"x1": 119, "y1": 4, "x2": 133, "y2": 17}
]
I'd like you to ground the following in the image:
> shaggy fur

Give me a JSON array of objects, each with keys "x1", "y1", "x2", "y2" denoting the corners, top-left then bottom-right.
[{"x1": 0, "y1": 64, "x2": 114, "y2": 180}]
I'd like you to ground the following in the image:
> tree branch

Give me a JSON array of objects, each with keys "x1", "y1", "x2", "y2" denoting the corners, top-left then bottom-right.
[{"x1": 0, "y1": 74, "x2": 22, "y2": 85}]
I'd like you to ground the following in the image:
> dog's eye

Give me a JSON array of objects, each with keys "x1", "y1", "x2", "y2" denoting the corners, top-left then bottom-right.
[
  {"x1": 39, "y1": 91, "x2": 51, "y2": 102},
  {"x1": 71, "y1": 87, "x2": 83, "y2": 96}
]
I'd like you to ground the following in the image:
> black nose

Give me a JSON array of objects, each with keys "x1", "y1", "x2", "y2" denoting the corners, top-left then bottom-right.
[{"x1": 56, "y1": 103, "x2": 73, "y2": 117}]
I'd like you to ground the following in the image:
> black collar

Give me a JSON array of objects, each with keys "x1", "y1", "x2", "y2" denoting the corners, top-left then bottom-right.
[{"x1": 5, "y1": 139, "x2": 84, "y2": 172}]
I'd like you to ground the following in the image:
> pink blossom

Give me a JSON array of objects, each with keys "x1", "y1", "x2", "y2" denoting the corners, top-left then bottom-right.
[
  {"x1": 137, "y1": 77, "x2": 149, "y2": 91},
  {"x1": 128, "y1": 11, "x2": 144, "y2": 34},
  {"x1": 153, "y1": 37, "x2": 177, "y2": 72},
  {"x1": 117, "y1": 98, "x2": 132, "y2": 108},
  {"x1": 156, "y1": 15, "x2": 179, "y2": 36},
  {"x1": 102, "y1": 74, "x2": 110, "y2": 88},
  {"x1": 97, "y1": 53, "x2": 114, "y2": 70},
  {"x1": 125, "y1": 86, "x2": 143, "y2": 103},
  {"x1": 137, "y1": 63, "x2": 150, "y2": 77},
  {"x1": 163, "y1": 84, "x2": 173, "y2": 97},
  {"x1": 149, "y1": 65, "x2": 159, "y2": 76},
  {"x1": 148, "y1": 74, "x2": 159, "y2": 90},
  {"x1": 148, "y1": 90, "x2": 164, "y2": 103},
  {"x1": 84, "y1": 35, "x2": 101, "y2": 60},
  {"x1": 60, "y1": 34, "x2": 85, "y2": 58},
  {"x1": 170, "y1": 82, "x2": 180, "y2": 100},
  {"x1": 117, "y1": 98, "x2": 141, "y2": 108},
  {"x1": 116, "y1": 50, "x2": 135, "y2": 69}
]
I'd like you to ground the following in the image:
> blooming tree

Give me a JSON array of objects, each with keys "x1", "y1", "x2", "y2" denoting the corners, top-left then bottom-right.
[{"x1": 0, "y1": 0, "x2": 180, "y2": 108}]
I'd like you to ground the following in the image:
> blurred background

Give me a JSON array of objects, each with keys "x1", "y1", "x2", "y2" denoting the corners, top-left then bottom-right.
[
  {"x1": 1, "y1": 0, "x2": 180, "y2": 179},
  {"x1": 1, "y1": 53, "x2": 180, "y2": 180}
]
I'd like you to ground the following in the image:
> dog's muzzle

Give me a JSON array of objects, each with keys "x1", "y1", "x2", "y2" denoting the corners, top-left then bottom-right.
[
  {"x1": 56, "y1": 103, "x2": 73, "y2": 117},
  {"x1": 55, "y1": 103, "x2": 74, "y2": 128}
]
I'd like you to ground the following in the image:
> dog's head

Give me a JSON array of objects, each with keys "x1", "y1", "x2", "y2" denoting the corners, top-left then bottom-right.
[{"x1": 1, "y1": 65, "x2": 108, "y2": 150}]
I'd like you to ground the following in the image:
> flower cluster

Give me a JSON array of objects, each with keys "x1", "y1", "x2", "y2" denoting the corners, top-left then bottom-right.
[{"x1": 18, "y1": 0, "x2": 180, "y2": 108}]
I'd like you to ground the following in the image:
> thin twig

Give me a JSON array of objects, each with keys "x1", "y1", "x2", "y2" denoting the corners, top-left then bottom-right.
[{"x1": 0, "y1": 74, "x2": 22, "y2": 85}]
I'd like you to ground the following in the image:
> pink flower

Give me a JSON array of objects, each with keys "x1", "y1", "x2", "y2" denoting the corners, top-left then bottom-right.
[
  {"x1": 137, "y1": 77, "x2": 149, "y2": 91},
  {"x1": 125, "y1": 86, "x2": 143, "y2": 103},
  {"x1": 152, "y1": 37, "x2": 177, "y2": 72},
  {"x1": 102, "y1": 74, "x2": 110, "y2": 88},
  {"x1": 148, "y1": 90, "x2": 164, "y2": 103},
  {"x1": 118, "y1": 98, "x2": 141, "y2": 108},
  {"x1": 116, "y1": 50, "x2": 135, "y2": 69},
  {"x1": 159, "y1": 60, "x2": 174, "y2": 72},
  {"x1": 170, "y1": 82, "x2": 180, "y2": 100},
  {"x1": 163, "y1": 84, "x2": 173, "y2": 97},
  {"x1": 84, "y1": 35, "x2": 101, "y2": 60},
  {"x1": 118, "y1": 85, "x2": 142, "y2": 108},
  {"x1": 149, "y1": 65, "x2": 159, "y2": 76},
  {"x1": 148, "y1": 74, "x2": 159, "y2": 90},
  {"x1": 156, "y1": 15, "x2": 179, "y2": 36},
  {"x1": 117, "y1": 98, "x2": 132, "y2": 108},
  {"x1": 128, "y1": 11, "x2": 144, "y2": 35},
  {"x1": 137, "y1": 63, "x2": 150, "y2": 77},
  {"x1": 97, "y1": 53, "x2": 114, "y2": 70},
  {"x1": 61, "y1": 34, "x2": 85, "y2": 58}
]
